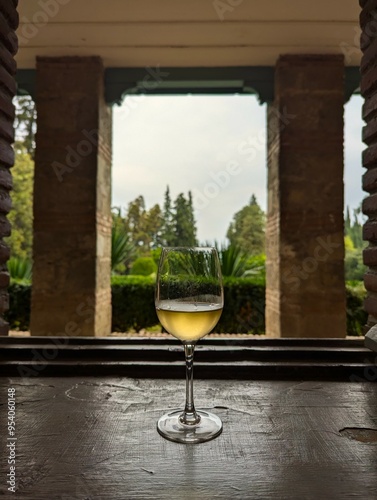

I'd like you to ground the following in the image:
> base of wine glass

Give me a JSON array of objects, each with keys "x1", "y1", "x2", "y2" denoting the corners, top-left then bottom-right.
[{"x1": 157, "y1": 409, "x2": 222, "y2": 444}]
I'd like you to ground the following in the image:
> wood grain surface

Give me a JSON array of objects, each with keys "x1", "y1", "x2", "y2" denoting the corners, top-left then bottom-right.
[{"x1": 1, "y1": 377, "x2": 377, "y2": 499}]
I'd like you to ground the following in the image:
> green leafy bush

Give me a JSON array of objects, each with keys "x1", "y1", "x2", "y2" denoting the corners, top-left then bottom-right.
[
  {"x1": 216, "y1": 243, "x2": 249, "y2": 277},
  {"x1": 346, "y1": 281, "x2": 367, "y2": 336},
  {"x1": 130, "y1": 257, "x2": 157, "y2": 276},
  {"x1": 244, "y1": 254, "x2": 266, "y2": 281},
  {"x1": 207, "y1": 242, "x2": 266, "y2": 281},
  {"x1": 111, "y1": 224, "x2": 135, "y2": 272},
  {"x1": 7, "y1": 257, "x2": 32, "y2": 282}
]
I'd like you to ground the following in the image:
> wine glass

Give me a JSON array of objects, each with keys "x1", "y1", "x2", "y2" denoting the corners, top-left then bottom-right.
[{"x1": 155, "y1": 246, "x2": 224, "y2": 444}]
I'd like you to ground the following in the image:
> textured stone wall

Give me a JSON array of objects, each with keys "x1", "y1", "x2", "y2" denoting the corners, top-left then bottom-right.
[
  {"x1": 0, "y1": 1, "x2": 18, "y2": 335},
  {"x1": 360, "y1": 0, "x2": 377, "y2": 329},
  {"x1": 266, "y1": 54, "x2": 346, "y2": 338},
  {"x1": 31, "y1": 56, "x2": 112, "y2": 336}
]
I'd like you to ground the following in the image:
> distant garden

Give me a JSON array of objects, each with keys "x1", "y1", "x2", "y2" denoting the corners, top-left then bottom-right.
[{"x1": 6, "y1": 96, "x2": 367, "y2": 335}]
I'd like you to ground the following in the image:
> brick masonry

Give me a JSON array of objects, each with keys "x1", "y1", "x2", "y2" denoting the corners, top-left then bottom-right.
[
  {"x1": 31, "y1": 57, "x2": 112, "y2": 336},
  {"x1": 360, "y1": 0, "x2": 377, "y2": 330},
  {"x1": 0, "y1": 0, "x2": 18, "y2": 336},
  {"x1": 266, "y1": 54, "x2": 346, "y2": 338}
]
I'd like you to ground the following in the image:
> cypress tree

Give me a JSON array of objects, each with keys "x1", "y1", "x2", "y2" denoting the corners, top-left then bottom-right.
[{"x1": 161, "y1": 186, "x2": 175, "y2": 246}]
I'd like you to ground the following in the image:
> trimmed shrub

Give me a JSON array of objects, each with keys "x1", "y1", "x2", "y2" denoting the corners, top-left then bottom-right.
[
  {"x1": 111, "y1": 275, "x2": 265, "y2": 333},
  {"x1": 111, "y1": 275, "x2": 157, "y2": 332},
  {"x1": 217, "y1": 277, "x2": 265, "y2": 333},
  {"x1": 130, "y1": 257, "x2": 157, "y2": 276}
]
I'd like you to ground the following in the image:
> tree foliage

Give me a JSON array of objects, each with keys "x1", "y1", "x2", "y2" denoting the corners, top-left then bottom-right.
[
  {"x1": 172, "y1": 191, "x2": 197, "y2": 247},
  {"x1": 345, "y1": 206, "x2": 364, "y2": 249},
  {"x1": 226, "y1": 194, "x2": 265, "y2": 255},
  {"x1": 123, "y1": 196, "x2": 163, "y2": 253},
  {"x1": 161, "y1": 186, "x2": 175, "y2": 246},
  {"x1": 121, "y1": 188, "x2": 197, "y2": 256},
  {"x1": 159, "y1": 187, "x2": 197, "y2": 247},
  {"x1": 13, "y1": 96, "x2": 37, "y2": 158},
  {"x1": 344, "y1": 205, "x2": 366, "y2": 281},
  {"x1": 6, "y1": 97, "x2": 36, "y2": 265},
  {"x1": 5, "y1": 148, "x2": 34, "y2": 260}
]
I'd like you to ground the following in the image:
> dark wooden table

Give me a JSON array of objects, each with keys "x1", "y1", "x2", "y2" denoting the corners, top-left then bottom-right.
[{"x1": 1, "y1": 337, "x2": 377, "y2": 499}]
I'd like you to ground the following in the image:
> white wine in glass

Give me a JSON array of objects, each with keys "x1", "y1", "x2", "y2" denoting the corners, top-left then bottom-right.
[{"x1": 155, "y1": 246, "x2": 224, "y2": 444}]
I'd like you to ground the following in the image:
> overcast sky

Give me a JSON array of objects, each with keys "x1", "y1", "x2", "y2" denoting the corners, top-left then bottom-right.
[{"x1": 112, "y1": 94, "x2": 364, "y2": 243}]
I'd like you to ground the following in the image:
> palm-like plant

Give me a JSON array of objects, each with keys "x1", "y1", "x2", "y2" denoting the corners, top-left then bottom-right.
[
  {"x1": 205, "y1": 241, "x2": 266, "y2": 279},
  {"x1": 111, "y1": 225, "x2": 135, "y2": 272},
  {"x1": 205, "y1": 241, "x2": 248, "y2": 277},
  {"x1": 217, "y1": 243, "x2": 249, "y2": 277},
  {"x1": 7, "y1": 257, "x2": 32, "y2": 282}
]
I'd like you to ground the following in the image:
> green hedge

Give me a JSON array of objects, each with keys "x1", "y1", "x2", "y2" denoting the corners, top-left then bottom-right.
[
  {"x1": 111, "y1": 275, "x2": 265, "y2": 333},
  {"x1": 219, "y1": 277, "x2": 265, "y2": 333},
  {"x1": 6, "y1": 281, "x2": 31, "y2": 331},
  {"x1": 111, "y1": 275, "x2": 157, "y2": 332},
  {"x1": 5, "y1": 278, "x2": 368, "y2": 336}
]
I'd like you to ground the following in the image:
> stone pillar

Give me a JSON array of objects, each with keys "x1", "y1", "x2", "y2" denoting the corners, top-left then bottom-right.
[
  {"x1": 31, "y1": 57, "x2": 112, "y2": 336},
  {"x1": 266, "y1": 55, "x2": 346, "y2": 338},
  {"x1": 360, "y1": 0, "x2": 377, "y2": 330},
  {"x1": 0, "y1": 1, "x2": 18, "y2": 335}
]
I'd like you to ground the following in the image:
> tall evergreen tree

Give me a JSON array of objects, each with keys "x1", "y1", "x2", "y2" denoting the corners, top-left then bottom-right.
[
  {"x1": 187, "y1": 191, "x2": 197, "y2": 245},
  {"x1": 172, "y1": 192, "x2": 197, "y2": 246},
  {"x1": 345, "y1": 206, "x2": 351, "y2": 233},
  {"x1": 226, "y1": 194, "x2": 265, "y2": 255},
  {"x1": 345, "y1": 205, "x2": 364, "y2": 249},
  {"x1": 161, "y1": 186, "x2": 175, "y2": 246},
  {"x1": 119, "y1": 188, "x2": 198, "y2": 253}
]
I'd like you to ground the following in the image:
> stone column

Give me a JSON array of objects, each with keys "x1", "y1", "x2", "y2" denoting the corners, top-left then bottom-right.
[
  {"x1": 31, "y1": 57, "x2": 112, "y2": 337},
  {"x1": 360, "y1": 0, "x2": 377, "y2": 331},
  {"x1": 0, "y1": 0, "x2": 18, "y2": 335},
  {"x1": 266, "y1": 54, "x2": 346, "y2": 338}
]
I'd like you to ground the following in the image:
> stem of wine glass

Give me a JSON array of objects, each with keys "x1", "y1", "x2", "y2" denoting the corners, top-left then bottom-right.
[{"x1": 180, "y1": 343, "x2": 200, "y2": 426}]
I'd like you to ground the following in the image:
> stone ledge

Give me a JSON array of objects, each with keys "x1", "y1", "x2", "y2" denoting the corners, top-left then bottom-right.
[{"x1": 365, "y1": 324, "x2": 377, "y2": 352}]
